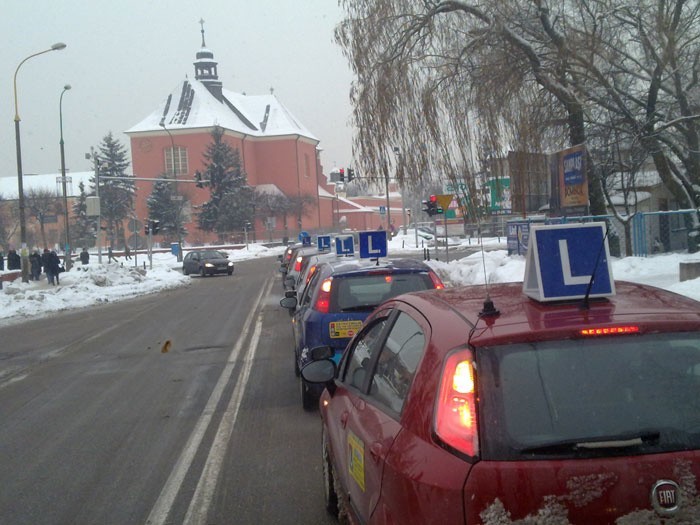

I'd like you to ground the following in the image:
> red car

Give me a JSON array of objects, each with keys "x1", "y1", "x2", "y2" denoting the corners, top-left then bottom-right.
[{"x1": 302, "y1": 281, "x2": 700, "y2": 524}]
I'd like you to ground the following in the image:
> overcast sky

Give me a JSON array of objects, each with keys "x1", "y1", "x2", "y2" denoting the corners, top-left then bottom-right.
[{"x1": 1, "y1": 0, "x2": 354, "y2": 184}]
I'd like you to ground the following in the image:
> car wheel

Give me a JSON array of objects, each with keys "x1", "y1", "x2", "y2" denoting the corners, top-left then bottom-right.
[
  {"x1": 200, "y1": 266, "x2": 206, "y2": 277},
  {"x1": 300, "y1": 378, "x2": 315, "y2": 411},
  {"x1": 183, "y1": 266, "x2": 189, "y2": 276},
  {"x1": 322, "y1": 427, "x2": 339, "y2": 517}
]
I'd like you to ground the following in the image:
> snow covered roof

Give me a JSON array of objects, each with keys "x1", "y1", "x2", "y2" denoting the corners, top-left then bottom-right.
[
  {"x1": 254, "y1": 184, "x2": 286, "y2": 197},
  {"x1": 609, "y1": 191, "x2": 651, "y2": 205},
  {"x1": 0, "y1": 172, "x2": 94, "y2": 199},
  {"x1": 125, "y1": 78, "x2": 318, "y2": 142}
]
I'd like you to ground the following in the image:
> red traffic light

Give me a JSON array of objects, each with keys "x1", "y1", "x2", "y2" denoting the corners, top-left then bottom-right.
[{"x1": 430, "y1": 195, "x2": 437, "y2": 203}]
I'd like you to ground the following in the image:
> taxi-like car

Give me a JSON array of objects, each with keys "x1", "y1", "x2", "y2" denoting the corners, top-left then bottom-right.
[
  {"x1": 302, "y1": 270, "x2": 700, "y2": 523},
  {"x1": 282, "y1": 257, "x2": 444, "y2": 409}
]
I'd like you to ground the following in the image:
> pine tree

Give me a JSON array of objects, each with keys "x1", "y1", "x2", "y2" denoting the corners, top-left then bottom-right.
[
  {"x1": 72, "y1": 181, "x2": 94, "y2": 248},
  {"x1": 195, "y1": 127, "x2": 254, "y2": 240},
  {"x1": 92, "y1": 132, "x2": 134, "y2": 249},
  {"x1": 147, "y1": 175, "x2": 188, "y2": 243}
]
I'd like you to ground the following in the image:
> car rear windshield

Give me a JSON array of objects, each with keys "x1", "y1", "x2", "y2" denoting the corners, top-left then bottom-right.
[
  {"x1": 477, "y1": 333, "x2": 700, "y2": 460},
  {"x1": 330, "y1": 272, "x2": 433, "y2": 312}
]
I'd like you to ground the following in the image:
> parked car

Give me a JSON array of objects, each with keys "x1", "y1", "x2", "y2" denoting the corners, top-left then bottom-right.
[
  {"x1": 281, "y1": 257, "x2": 444, "y2": 409},
  {"x1": 182, "y1": 250, "x2": 234, "y2": 276},
  {"x1": 283, "y1": 246, "x2": 320, "y2": 290},
  {"x1": 302, "y1": 280, "x2": 700, "y2": 523}
]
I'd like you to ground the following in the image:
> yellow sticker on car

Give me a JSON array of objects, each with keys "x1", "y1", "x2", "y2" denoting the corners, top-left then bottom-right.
[
  {"x1": 347, "y1": 431, "x2": 365, "y2": 492},
  {"x1": 329, "y1": 320, "x2": 364, "y2": 338}
]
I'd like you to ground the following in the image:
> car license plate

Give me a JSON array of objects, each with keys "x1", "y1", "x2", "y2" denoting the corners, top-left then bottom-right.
[{"x1": 329, "y1": 320, "x2": 363, "y2": 338}]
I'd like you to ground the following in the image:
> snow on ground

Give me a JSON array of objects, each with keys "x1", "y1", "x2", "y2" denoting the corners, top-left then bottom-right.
[{"x1": 3, "y1": 230, "x2": 700, "y2": 327}]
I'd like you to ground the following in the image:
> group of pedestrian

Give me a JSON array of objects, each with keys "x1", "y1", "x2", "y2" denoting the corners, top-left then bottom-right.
[{"x1": 41, "y1": 249, "x2": 63, "y2": 285}]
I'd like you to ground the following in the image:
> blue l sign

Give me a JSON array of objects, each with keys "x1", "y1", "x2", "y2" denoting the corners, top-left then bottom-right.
[
  {"x1": 523, "y1": 223, "x2": 615, "y2": 302},
  {"x1": 317, "y1": 235, "x2": 331, "y2": 251},
  {"x1": 359, "y1": 231, "x2": 387, "y2": 259},
  {"x1": 335, "y1": 235, "x2": 355, "y2": 256}
]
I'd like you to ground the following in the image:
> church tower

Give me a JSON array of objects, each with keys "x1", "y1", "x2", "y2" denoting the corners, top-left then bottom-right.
[{"x1": 193, "y1": 19, "x2": 223, "y2": 101}]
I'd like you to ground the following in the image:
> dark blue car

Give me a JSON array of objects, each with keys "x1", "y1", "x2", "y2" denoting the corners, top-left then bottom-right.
[{"x1": 280, "y1": 257, "x2": 444, "y2": 409}]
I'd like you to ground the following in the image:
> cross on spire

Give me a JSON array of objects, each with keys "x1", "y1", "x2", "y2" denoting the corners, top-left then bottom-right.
[{"x1": 199, "y1": 18, "x2": 206, "y2": 47}]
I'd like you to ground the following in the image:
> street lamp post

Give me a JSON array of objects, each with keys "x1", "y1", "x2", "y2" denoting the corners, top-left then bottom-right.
[
  {"x1": 160, "y1": 122, "x2": 184, "y2": 262},
  {"x1": 13, "y1": 42, "x2": 67, "y2": 282},
  {"x1": 59, "y1": 84, "x2": 72, "y2": 269}
]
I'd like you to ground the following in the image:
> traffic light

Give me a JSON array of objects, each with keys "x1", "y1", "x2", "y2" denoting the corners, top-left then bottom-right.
[
  {"x1": 144, "y1": 224, "x2": 150, "y2": 235},
  {"x1": 338, "y1": 168, "x2": 345, "y2": 182},
  {"x1": 347, "y1": 168, "x2": 355, "y2": 181},
  {"x1": 422, "y1": 199, "x2": 431, "y2": 214},
  {"x1": 151, "y1": 220, "x2": 160, "y2": 234},
  {"x1": 430, "y1": 195, "x2": 444, "y2": 215}
]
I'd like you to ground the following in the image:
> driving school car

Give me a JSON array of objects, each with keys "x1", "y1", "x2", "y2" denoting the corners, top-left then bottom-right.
[
  {"x1": 281, "y1": 257, "x2": 443, "y2": 410},
  {"x1": 301, "y1": 224, "x2": 700, "y2": 524}
]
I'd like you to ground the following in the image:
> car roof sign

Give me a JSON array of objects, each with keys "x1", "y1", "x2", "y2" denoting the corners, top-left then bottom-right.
[
  {"x1": 359, "y1": 231, "x2": 387, "y2": 259},
  {"x1": 335, "y1": 235, "x2": 355, "y2": 256},
  {"x1": 523, "y1": 222, "x2": 615, "y2": 302},
  {"x1": 317, "y1": 235, "x2": 332, "y2": 252}
]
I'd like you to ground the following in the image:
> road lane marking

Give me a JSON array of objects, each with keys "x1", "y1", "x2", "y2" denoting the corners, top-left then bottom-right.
[
  {"x1": 145, "y1": 276, "x2": 273, "y2": 525},
  {"x1": 183, "y1": 279, "x2": 268, "y2": 525}
]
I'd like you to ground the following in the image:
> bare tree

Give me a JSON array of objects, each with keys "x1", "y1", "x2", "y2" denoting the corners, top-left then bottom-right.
[{"x1": 26, "y1": 188, "x2": 62, "y2": 249}]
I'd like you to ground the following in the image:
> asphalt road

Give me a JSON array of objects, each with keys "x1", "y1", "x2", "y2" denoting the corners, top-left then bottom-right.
[{"x1": 0, "y1": 256, "x2": 335, "y2": 525}]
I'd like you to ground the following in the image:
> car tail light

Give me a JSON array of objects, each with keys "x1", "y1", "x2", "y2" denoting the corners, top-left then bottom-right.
[
  {"x1": 435, "y1": 348, "x2": 478, "y2": 457},
  {"x1": 579, "y1": 325, "x2": 639, "y2": 336},
  {"x1": 429, "y1": 271, "x2": 445, "y2": 290},
  {"x1": 294, "y1": 256, "x2": 303, "y2": 272},
  {"x1": 315, "y1": 278, "x2": 332, "y2": 313}
]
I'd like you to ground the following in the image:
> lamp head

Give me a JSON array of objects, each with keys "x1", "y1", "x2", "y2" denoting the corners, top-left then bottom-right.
[
  {"x1": 51, "y1": 43, "x2": 67, "y2": 51},
  {"x1": 64, "y1": 84, "x2": 72, "y2": 91}
]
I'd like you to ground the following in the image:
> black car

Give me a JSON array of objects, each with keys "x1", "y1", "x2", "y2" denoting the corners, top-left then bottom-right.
[{"x1": 182, "y1": 250, "x2": 234, "y2": 277}]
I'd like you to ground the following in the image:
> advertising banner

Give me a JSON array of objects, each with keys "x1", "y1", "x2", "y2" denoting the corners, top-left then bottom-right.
[{"x1": 559, "y1": 144, "x2": 588, "y2": 210}]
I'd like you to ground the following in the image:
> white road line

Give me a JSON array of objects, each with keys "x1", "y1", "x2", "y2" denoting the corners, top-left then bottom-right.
[
  {"x1": 145, "y1": 277, "x2": 272, "y2": 525},
  {"x1": 183, "y1": 289, "x2": 267, "y2": 525}
]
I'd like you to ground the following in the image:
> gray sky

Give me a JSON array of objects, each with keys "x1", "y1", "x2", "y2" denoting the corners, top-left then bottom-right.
[{"x1": 1, "y1": 0, "x2": 354, "y2": 183}]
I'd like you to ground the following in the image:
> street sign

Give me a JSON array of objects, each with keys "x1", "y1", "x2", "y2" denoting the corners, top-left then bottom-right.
[
  {"x1": 435, "y1": 194, "x2": 454, "y2": 212},
  {"x1": 379, "y1": 205, "x2": 386, "y2": 215},
  {"x1": 335, "y1": 235, "x2": 355, "y2": 256},
  {"x1": 359, "y1": 231, "x2": 387, "y2": 259},
  {"x1": 523, "y1": 222, "x2": 614, "y2": 302},
  {"x1": 317, "y1": 235, "x2": 331, "y2": 252}
]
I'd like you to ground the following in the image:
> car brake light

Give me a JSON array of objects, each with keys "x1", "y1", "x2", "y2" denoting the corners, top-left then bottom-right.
[
  {"x1": 580, "y1": 325, "x2": 640, "y2": 336},
  {"x1": 435, "y1": 348, "x2": 478, "y2": 457},
  {"x1": 429, "y1": 271, "x2": 444, "y2": 290},
  {"x1": 315, "y1": 278, "x2": 332, "y2": 313},
  {"x1": 294, "y1": 256, "x2": 303, "y2": 272}
]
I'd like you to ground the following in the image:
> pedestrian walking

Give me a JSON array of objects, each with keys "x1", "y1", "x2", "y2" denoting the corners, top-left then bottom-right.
[
  {"x1": 48, "y1": 250, "x2": 62, "y2": 285},
  {"x1": 108, "y1": 246, "x2": 117, "y2": 263},
  {"x1": 30, "y1": 251, "x2": 42, "y2": 281},
  {"x1": 80, "y1": 247, "x2": 90, "y2": 266},
  {"x1": 41, "y1": 249, "x2": 54, "y2": 285},
  {"x1": 124, "y1": 244, "x2": 132, "y2": 260},
  {"x1": 7, "y1": 249, "x2": 21, "y2": 270}
]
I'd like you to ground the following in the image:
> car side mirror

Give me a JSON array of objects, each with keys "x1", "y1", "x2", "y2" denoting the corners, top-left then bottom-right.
[
  {"x1": 280, "y1": 296, "x2": 297, "y2": 309},
  {"x1": 284, "y1": 276, "x2": 295, "y2": 288},
  {"x1": 301, "y1": 359, "x2": 336, "y2": 384},
  {"x1": 277, "y1": 255, "x2": 283, "y2": 262}
]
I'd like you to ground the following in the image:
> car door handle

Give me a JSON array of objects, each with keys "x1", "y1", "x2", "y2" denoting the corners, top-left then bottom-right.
[
  {"x1": 340, "y1": 411, "x2": 348, "y2": 428},
  {"x1": 369, "y1": 442, "x2": 383, "y2": 463}
]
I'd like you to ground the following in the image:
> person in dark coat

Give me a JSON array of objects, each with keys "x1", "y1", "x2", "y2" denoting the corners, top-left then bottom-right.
[
  {"x1": 47, "y1": 250, "x2": 61, "y2": 285},
  {"x1": 41, "y1": 249, "x2": 54, "y2": 284},
  {"x1": 7, "y1": 249, "x2": 21, "y2": 270},
  {"x1": 29, "y1": 251, "x2": 42, "y2": 281},
  {"x1": 79, "y1": 248, "x2": 90, "y2": 265},
  {"x1": 0, "y1": 251, "x2": 4, "y2": 271}
]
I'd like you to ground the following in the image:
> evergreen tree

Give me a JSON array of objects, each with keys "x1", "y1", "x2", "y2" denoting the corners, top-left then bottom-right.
[
  {"x1": 91, "y1": 132, "x2": 134, "y2": 249},
  {"x1": 195, "y1": 127, "x2": 254, "y2": 240},
  {"x1": 72, "y1": 181, "x2": 94, "y2": 248},
  {"x1": 147, "y1": 175, "x2": 188, "y2": 243}
]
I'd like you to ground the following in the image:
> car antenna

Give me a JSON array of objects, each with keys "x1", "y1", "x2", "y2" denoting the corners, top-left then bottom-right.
[
  {"x1": 581, "y1": 223, "x2": 611, "y2": 310},
  {"x1": 478, "y1": 224, "x2": 499, "y2": 317}
]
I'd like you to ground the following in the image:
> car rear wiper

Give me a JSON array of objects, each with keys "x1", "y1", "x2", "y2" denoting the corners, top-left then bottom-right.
[
  {"x1": 518, "y1": 430, "x2": 660, "y2": 455},
  {"x1": 339, "y1": 304, "x2": 379, "y2": 312}
]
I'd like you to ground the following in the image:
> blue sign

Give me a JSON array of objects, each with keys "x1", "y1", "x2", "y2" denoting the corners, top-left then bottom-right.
[
  {"x1": 335, "y1": 235, "x2": 355, "y2": 256},
  {"x1": 523, "y1": 223, "x2": 615, "y2": 302},
  {"x1": 317, "y1": 235, "x2": 331, "y2": 252},
  {"x1": 298, "y1": 230, "x2": 310, "y2": 243},
  {"x1": 379, "y1": 206, "x2": 386, "y2": 216},
  {"x1": 359, "y1": 231, "x2": 387, "y2": 259}
]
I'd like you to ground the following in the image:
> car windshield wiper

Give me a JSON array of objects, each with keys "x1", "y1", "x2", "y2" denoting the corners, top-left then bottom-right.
[
  {"x1": 339, "y1": 304, "x2": 378, "y2": 312},
  {"x1": 518, "y1": 430, "x2": 660, "y2": 455}
]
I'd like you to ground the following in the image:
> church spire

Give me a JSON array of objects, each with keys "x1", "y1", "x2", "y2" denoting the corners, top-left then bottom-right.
[{"x1": 194, "y1": 18, "x2": 223, "y2": 101}]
